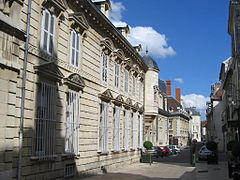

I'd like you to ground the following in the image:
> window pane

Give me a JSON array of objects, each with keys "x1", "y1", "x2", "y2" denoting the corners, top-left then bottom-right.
[
  {"x1": 49, "y1": 35, "x2": 53, "y2": 54},
  {"x1": 50, "y1": 16, "x2": 54, "y2": 34},
  {"x1": 72, "y1": 32, "x2": 76, "y2": 48},
  {"x1": 44, "y1": 12, "x2": 49, "y2": 30},
  {"x1": 71, "y1": 49, "x2": 75, "y2": 65},
  {"x1": 76, "y1": 34, "x2": 80, "y2": 50},
  {"x1": 43, "y1": 32, "x2": 48, "y2": 50},
  {"x1": 75, "y1": 51, "x2": 79, "y2": 67}
]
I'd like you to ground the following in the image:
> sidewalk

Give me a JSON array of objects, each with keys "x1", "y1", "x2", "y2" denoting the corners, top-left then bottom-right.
[{"x1": 195, "y1": 161, "x2": 231, "y2": 180}]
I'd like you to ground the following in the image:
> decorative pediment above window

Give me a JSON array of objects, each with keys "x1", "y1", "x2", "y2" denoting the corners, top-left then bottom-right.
[
  {"x1": 132, "y1": 102, "x2": 139, "y2": 112},
  {"x1": 131, "y1": 64, "x2": 140, "y2": 76},
  {"x1": 122, "y1": 57, "x2": 131, "y2": 70},
  {"x1": 123, "y1": 97, "x2": 132, "y2": 109},
  {"x1": 100, "y1": 37, "x2": 114, "y2": 54},
  {"x1": 64, "y1": 73, "x2": 85, "y2": 91},
  {"x1": 113, "y1": 94, "x2": 125, "y2": 105},
  {"x1": 137, "y1": 70, "x2": 145, "y2": 81},
  {"x1": 69, "y1": 12, "x2": 89, "y2": 35},
  {"x1": 112, "y1": 49, "x2": 125, "y2": 63},
  {"x1": 41, "y1": 0, "x2": 67, "y2": 17},
  {"x1": 98, "y1": 89, "x2": 113, "y2": 102},
  {"x1": 34, "y1": 62, "x2": 64, "y2": 82},
  {"x1": 0, "y1": 0, "x2": 24, "y2": 15}
]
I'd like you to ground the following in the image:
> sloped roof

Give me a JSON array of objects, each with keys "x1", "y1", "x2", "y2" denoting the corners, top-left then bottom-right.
[
  {"x1": 167, "y1": 97, "x2": 182, "y2": 112},
  {"x1": 142, "y1": 55, "x2": 159, "y2": 71},
  {"x1": 159, "y1": 79, "x2": 166, "y2": 93},
  {"x1": 185, "y1": 107, "x2": 201, "y2": 116}
]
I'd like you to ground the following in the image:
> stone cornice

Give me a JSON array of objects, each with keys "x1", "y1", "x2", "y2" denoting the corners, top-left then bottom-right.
[{"x1": 71, "y1": 0, "x2": 148, "y2": 72}]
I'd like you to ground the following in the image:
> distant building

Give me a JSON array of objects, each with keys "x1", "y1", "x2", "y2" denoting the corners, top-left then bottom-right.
[{"x1": 185, "y1": 107, "x2": 201, "y2": 142}]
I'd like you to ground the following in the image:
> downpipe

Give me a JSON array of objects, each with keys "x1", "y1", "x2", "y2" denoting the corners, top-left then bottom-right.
[{"x1": 17, "y1": 0, "x2": 32, "y2": 179}]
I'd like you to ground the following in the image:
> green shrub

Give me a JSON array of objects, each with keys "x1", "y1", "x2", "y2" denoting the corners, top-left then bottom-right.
[
  {"x1": 227, "y1": 140, "x2": 237, "y2": 151},
  {"x1": 143, "y1": 141, "x2": 153, "y2": 150},
  {"x1": 206, "y1": 141, "x2": 218, "y2": 151}
]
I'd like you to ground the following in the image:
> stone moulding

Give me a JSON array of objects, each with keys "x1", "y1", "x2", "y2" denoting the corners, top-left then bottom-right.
[
  {"x1": 34, "y1": 61, "x2": 64, "y2": 82},
  {"x1": 64, "y1": 73, "x2": 85, "y2": 92},
  {"x1": 98, "y1": 89, "x2": 113, "y2": 102}
]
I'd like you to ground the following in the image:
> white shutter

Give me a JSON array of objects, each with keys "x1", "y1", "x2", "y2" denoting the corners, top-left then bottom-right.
[{"x1": 113, "y1": 106, "x2": 120, "y2": 151}]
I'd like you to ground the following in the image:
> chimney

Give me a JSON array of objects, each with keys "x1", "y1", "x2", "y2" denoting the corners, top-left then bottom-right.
[
  {"x1": 176, "y1": 88, "x2": 181, "y2": 103},
  {"x1": 166, "y1": 80, "x2": 171, "y2": 96},
  {"x1": 92, "y1": 0, "x2": 112, "y2": 18},
  {"x1": 116, "y1": 25, "x2": 130, "y2": 39}
]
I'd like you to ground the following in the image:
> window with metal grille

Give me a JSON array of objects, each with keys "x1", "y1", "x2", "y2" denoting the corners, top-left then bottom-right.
[
  {"x1": 99, "y1": 102, "x2": 109, "y2": 153},
  {"x1": 138, "y1": 115, "x2": 143, "y2": 148},
  {"x1": 124, "y1": 69, "x2": 129, "y2": 93},
  {"x1": 101, "y1": 52, "x2": 108, "y2": 83},
  {"x1": 132, "y1": 113, "x2": 138, "y2": 149},
  {"x1": 65, "y1": 91, "x2": 80, "y2": 155},
  {"x1": 113, "y1": 106, "x2": 120, "y2": 151},
  {"x1": 35, "y1": 82, "x2": 56, "y2": 158},
  {"x1": 70, "y1": 30, "x2": 80, "y2": 67},
  {"x1": 124, "y1": 110, "x2": 130, "y2": 151},
  {"x1": 114, "y1": 63, "x2": 120, "y2": 88},
  {"x1": 40, "y1": 9, "x2": 56, "y2": 54},
  {"x1": 64, "y1": 163, "x2": 75, "y2": 178}
]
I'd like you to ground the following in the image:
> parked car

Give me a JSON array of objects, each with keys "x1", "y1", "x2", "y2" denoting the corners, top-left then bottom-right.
[
  {"x1": 168, "y1": 145, "x2": 181, "y2": 154},
  {"x1": 147, "y1": 146, "x2": 163, "y2": 158},
  {"x1": 198, "y1": 145, "x2": 212, "y2": 160},
  {"x1": 160, "y1": 146, "x2": 172, "y2": 156}
]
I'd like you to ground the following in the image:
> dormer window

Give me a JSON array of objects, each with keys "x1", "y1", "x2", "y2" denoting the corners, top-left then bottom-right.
[
  {"x1": 70, "y1": 30, "x2": 81, "y2": 67},
  {"x1": 40, "y1": 9, "x2": 56, "y2": 54}
]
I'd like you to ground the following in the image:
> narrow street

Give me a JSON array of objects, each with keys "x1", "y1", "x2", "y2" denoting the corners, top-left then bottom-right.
[{"x1": 78, "y1": 145, "x2": 231, "y2": 180}]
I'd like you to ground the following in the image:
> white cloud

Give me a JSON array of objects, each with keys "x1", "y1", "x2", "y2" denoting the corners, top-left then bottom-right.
[
  {"x1": 182, "y1": 94, "x2": 210, "y2": 120},
  {"x1": 109, "y1": 1, "x2": 125, "y2": 22},
  {"x1": 109, "y1": 1, "x2": 176, "y2": 58},
  {"x1": 174, "y1": 78, "x2": 184, "y2": 84},
  {"x1": 128, "y1": 27, "x2": 176, "y2": 58}
]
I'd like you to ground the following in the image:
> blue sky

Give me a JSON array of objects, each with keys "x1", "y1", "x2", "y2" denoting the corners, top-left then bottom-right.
[{"x1": 109, "y1": 0, "x2": 231, "y2": 119}]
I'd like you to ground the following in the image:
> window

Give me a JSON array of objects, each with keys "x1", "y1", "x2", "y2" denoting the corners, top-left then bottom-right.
[
  {"x1": 139, "y1": 82, "x2": 142, "y2": 101},
  {"x1": 169, "y1": 120, "x2": 173, "y2": 129},
  {"x1": 114, "y1": 63, "x2": 120, "y2": 88},
  {"x1": 113, "y1": 106, "x2": 120, "y2": 151},
  {"x1": 132, "y1": 113, "x2": 137, "y2": 149},
  {"x1": 132, "y1": 77, "x2": 136, "y2": 96},
  {"x1": 138, "y1": 115, "x2": 143, "y2": 148},
  {"x1": 99, "y1": 102, "x2": 109, "y2": 153},
  {"x1": 70, "y1": 30, "x2": 81, "y2": 67},
  {"x1": 35, "y1": 82, "x2": 56, "y2": 157},
  {"x1": 124, "y1": 110, "x2": 130, "y2": 150},
  {"x1": 64, "y1": 163, "x2": 75, "y2": 178},
  {"x1": 41, "y1": 9, "x2": 56, "y2": 54},
  {"x1": 101, "y1": 52, "x2": 108, "y2": 83},
  {"x1": 124, "y1": 69, "x2": 129, "y2": 93},
  {"x1": 65, "y1": 91, "x2": 80, "y2": 154}
]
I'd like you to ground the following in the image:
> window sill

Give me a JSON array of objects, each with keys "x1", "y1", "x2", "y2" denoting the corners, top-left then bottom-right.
[
  {"x1": 111, "y1": 150, "x2": 120, "y2": 154},
  {"x1": 61, "y1": 153, "x2": 80, "y2": 159},
  {"x1": 30, "y1": 155, "x2": 57, "y2": 162},
  {"x1": 97, "y1": 151, "x2": 109, "y2": 156}
]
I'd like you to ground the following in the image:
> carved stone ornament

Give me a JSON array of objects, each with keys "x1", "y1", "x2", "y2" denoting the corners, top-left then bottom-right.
[
  {"x1": 132, "y1": 102, "x2": 139, "y2": 112},
  {"x1": 123, "y1": 97, "x2": 132, "y2": 109},
  {"x1": 112, "y1": 49, "x2": 125, "y2": 63},
  {"x1": 34, "y1": 62, "x2": 64, "y2": 82},
  {"x1": 139, "y1": 105, "x2": 144, "y2": 113},
  {"x1": 41, "y1": 0, "x2": 67, "y2": 17},
  {"x1": 113, "y1": 94, "x2": 125, "y2": 105},
  {"x1": 0, "y1": 0, "x2": 23, "y2": 15},
  {"x1": 64, "y1": 73, "x2": 85, "y2": 91},
  {"x1": 98, "y1": 89, "x2": 113, "y2": 102},
  {"x1": 153, "y1": 85, "x2": 160, "y2": 92},
  {"x1": 100, "y1": 37, "x2": 114, "y2": 53},
  {"x1": 69, "y1": 12, "x2": 89, "y2": 35}
]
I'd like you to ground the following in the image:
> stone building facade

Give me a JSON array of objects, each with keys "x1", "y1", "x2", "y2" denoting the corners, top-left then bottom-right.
[
  {"x1": 0, "y1": 0, "x2": 147, "y2": 179},
  {"x1": 142, "y1": 55, "x2": 169, "y2": 146}
]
